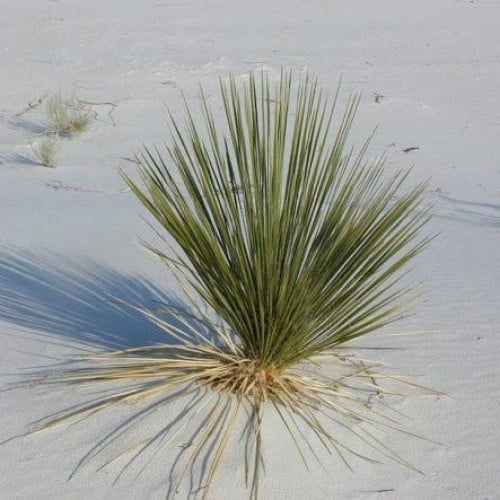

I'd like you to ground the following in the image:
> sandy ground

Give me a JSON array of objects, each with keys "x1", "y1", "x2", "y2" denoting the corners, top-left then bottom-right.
[{"x1": 1, "y1": 1, "x2": 499, "y2": 499}]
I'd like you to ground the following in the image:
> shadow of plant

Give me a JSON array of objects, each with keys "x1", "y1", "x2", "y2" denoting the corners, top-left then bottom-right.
[
  {"x1": 0, "y1": 152, "x2": 40, "y2": 166},
  {"x1": 7, "y1": 117, "x2": 72, "y2": 138},
  {"x1": 0, "y1": 247, "x2": 188, "y2": 350},
  {"x1": 7, "y1": 116, "x2": 51, "y2": 135},
  {"x1": 0, "y1": 247, "x2": 226, "y2": 495},
  {"x1": 431, "y1": 192, "x2": 500, "y2": 228}
]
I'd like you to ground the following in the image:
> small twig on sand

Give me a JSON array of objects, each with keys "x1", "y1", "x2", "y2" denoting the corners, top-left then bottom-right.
[
  {"x1": 41, "y1": 180, "x2": 130, "y2": 194},
  {"x1": 77, "y1": 100, "x2": 118, "y2": 126},
  {"x1": 14, "y1": 96, "x2": 47, "y2": 117},
  {"x1": 360, "y1": 489, "x2": 395, "y2": 494},
  {"x1": 402, "y1": 146, "x2": 420, "y2": 153},
  {"x1": 119, "y1": 156, "x2": 141, "y2": 165}
]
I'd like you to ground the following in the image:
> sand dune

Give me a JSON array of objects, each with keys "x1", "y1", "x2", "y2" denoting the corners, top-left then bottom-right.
[{"x1": 1, "y1": 1, "x2": 499, "y2": 498}]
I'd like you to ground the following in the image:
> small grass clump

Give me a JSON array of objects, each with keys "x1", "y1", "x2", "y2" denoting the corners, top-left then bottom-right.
[
  {"x1": 43, "y1": 93, "x2": 94, "y2": 133},
  {"x1": 30, "y1": 136, "x2": 59, "y2": 168},
  {"x1": 25, "y1": 71, "x2": 435, "y2": 498}
]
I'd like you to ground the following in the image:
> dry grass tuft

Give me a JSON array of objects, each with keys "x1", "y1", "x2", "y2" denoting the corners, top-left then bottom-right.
[
  {"x1": 30, "y1": 136, "x2": 59, "y2": 168},
  {"x1": 19, "y1": 312, "x2": 440, "y2": 499},
  {"x1": 43, "y1": 93, "x2": 94, "y2": 133}
]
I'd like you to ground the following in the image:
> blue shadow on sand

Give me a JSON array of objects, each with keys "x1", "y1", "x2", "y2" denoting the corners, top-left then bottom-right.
[
  {"x1": 430, "y1": 192, "x2": 500, "y2": 229},
  {"x1": 0, "y1": 152, "x2": 40, "y2": 167},
  {"x1": 0, "y1": 247, "x2": 191, "y2": 350}
]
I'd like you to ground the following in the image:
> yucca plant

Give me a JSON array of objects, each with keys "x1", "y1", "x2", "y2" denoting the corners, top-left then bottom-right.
[{"x1": 25, "y1": 71, "x2": 434, "y2": 498}]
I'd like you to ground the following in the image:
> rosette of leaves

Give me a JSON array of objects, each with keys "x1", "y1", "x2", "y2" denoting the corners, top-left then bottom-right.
[{"x1": 28, "y1": 71, "x2": 433, "y2": 498}]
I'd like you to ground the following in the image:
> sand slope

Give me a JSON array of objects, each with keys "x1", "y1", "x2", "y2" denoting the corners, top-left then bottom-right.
[{"x1": 1, "y1": 1, "x2": 499, "y2": 498}]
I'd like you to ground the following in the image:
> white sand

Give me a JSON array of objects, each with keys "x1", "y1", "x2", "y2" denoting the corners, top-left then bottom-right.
[{"x1": 1, "y1": 1, "x2": 499, "y2": 498}]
